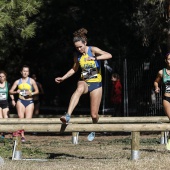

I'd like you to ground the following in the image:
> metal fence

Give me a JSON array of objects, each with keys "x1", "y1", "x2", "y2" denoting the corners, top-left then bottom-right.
[
  {"x1": 125, "y1": 59, "x2": 164, "y2": 116},
  {"x1": 102, "y1": 56, "x2": 165, "y2": 116}
]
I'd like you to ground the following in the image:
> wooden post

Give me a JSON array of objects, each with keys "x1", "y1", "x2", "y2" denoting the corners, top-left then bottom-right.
[
  {"x1": 72, "y1": 132, "x2": 79, "y2": 144},
  {"x1": 12, "y1": 136, "x2": 22, "y2": 160},
  {"x1": 131, "y1": 132, "x2": 140, "y2": 160}
]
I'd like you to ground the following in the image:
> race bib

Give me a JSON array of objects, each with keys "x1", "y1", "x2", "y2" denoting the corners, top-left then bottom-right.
[
  {"x1": 82, "y1": 68, "x2": 98, "y2": 80},
  {"x1": 0, "y1": 93, "x2": 7, "y2": 100},
  {"x1": 20, "y1": 90, "x2": 27, "y2": 96}
]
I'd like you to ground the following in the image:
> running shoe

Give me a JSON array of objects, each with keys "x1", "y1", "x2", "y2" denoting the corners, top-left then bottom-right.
[
  {"x1": 87, "y1": 132, "x2": 95, "y2": 141},
  {"x1": 21, "y1": 137, "x2": 26, "y2": 142},
  {"x1": 60, "y1": 113, "x2": 70, "y2": 124}
]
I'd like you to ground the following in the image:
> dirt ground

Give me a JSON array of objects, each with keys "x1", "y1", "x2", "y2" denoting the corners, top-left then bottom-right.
[{"x1": 0, "y1": 132, "x2": 170, "y2": 170}]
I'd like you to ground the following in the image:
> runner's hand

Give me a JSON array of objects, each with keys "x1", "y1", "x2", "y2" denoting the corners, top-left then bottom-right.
[
  {"x1": 155, "y1": 87, "x2": 160, "y2": 93},
  {"x1": 87, "y1": 57, "x2": 95, "y2": 61},
  {"x1": 55, "y1": 77, "x2": 64, "y2": 84}
]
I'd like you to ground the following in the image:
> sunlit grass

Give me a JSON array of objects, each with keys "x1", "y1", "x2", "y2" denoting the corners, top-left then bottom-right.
[{"x1": 0, "y1": 133, "x2": 169, "y2": 170}]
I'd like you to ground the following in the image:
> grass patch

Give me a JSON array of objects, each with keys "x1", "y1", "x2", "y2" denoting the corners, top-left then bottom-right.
[
  {"x1": 0, "y1": 138, "x2": 13, "y2": 158},
  {"x1": 0, "y1": 135, "x2": 168, "y2": 170},
  {"x1": 0, "y1": 135, "x2": 161, "y2": 160},
  {"x1": 0, "y1": 138, "x2": 47, "y2": 159},
  {"x1": 22, "y1": 147, "x2": 46, "y2": 158},
  {"x1": 108, "y1": 137, "x2": 160, "y2": 145}
]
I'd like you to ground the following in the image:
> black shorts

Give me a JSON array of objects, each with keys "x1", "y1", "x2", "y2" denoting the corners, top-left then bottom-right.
[
  {"x1": 0, "y1": 100, "x2": 9, "y2": 109},
  {"x1": 163, "y1": 96, "x2": 170, "y2": 103}
]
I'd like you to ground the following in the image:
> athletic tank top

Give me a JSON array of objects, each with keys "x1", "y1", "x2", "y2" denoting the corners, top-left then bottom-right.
[
  {"x1": 0, "y1": 81, "x2": 8, "y2": 100},
  {"x1": 77, "y1": 46, "x2": 102, "y2": 83},
  {"x1": 18, "y1": 77, "x2": 33, "y2": 97},
  {"x1": 32, "y1": 81, "x2": 40, "y2": 91},
  {"x1": 163, "y1": 68, "x2": 170, "y2": 93}
]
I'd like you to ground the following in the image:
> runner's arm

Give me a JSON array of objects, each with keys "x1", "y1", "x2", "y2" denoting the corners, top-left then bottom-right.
[
  {"x1": 91, "y1": 46, "x2": 112, "y2": 60},
  {"x1": 154, "y1": 70, "x2": 162, "y2": 93},
  {"x1": 55, "y1": 56, "x2": 79, "y2": 83},
  {"x1": 31, "y1": 79, "x2": 39, "y2": 96},
  {"x1": 9, "y1": 80, "x2": 20, "y2": 95}
]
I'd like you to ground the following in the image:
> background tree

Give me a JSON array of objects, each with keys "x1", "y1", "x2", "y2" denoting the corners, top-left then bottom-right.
[
  {"x1": 0, "y1": 0, "x2": 42, "y2": 81},
  {"x1": 20, "y1": 0, "x2": 170, "y2": 107},
  {"x1": 0, "y1": 0, "x2": 169, "y2": 110}
]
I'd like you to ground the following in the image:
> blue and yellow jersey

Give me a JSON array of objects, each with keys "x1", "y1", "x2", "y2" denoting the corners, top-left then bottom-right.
[
  {"x1": 18, "y1": 77, "x2": 33, "y2": 98},
  {"x1": 78, "y1": 46, "x2": 102, "y2": 83}
]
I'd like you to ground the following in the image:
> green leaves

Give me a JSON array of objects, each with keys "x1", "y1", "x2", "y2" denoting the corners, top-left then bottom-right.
[
  {"x1": 0, "y1": 0, "x2": 42, "y2": 73},
  {"x1": 21, "y1": 22, "x2": 37, "y2": 39},
  {"x1": 0, "y1": 0, "x2": 42, "y2": 40},
  {"x1": 0, "y1": 12, "x2": 13, "y2": 27},
  {"x1": 22, "y1": 1, "x2": 42, "y2": 16}
]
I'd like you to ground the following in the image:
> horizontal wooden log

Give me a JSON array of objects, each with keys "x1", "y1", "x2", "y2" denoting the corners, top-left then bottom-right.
[
  {"x1": 0, "y1": 116, "x2": 169, "y2": 124},
  {"x1": 0, "y1": 123, "x2": 170, "y2": 133}
]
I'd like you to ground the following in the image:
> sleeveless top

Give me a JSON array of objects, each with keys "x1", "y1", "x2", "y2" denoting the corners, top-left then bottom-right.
[
  {"x1": 18, "y1": 77, "x2": 33, "y2": 97},
  {"x1": 77, "y1": 46, "x2": 102, "y2": 83},
  {"x1": 0, "y1": 81, "x2": 9, "y2": 100},
  {"x1": 163, "y1": 68, "x2": 170, "y2": 93}
]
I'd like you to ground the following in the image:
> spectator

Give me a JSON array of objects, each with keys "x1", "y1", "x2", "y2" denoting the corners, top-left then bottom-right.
[{"x1": 111, "y1": 73, "x2": 122, "y2": 117}]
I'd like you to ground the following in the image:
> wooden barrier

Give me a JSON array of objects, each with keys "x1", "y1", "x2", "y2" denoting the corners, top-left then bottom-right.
[
  {"x1": 1, "y1": 117, "x2": 169, "y2": 160},
  {"x1": 0, "y1": 116, "x2": 169, "y2": 123},
  {"x1": 0, "y1": 123, "x2": 170, "y2": 132}
]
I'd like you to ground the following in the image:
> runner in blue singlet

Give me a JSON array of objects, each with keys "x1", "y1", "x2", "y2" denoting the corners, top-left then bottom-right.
[
  {"x1": 9, "y1": 65, "x2": 39, "y2": 142},
  {"x1": 55, "y1": 28, "x2": 112, "y2": 141}
]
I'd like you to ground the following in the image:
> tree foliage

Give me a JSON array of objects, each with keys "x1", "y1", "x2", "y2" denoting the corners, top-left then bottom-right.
[
  {"x1": 24, "y1": 0, "x2": 169, "y2": 72},
  {"x1": 0, "y1": 0, "x2": 169, "y2": 105},
  {"x1": 0, "y1": 0, "x2": 42, "y2": 77}
]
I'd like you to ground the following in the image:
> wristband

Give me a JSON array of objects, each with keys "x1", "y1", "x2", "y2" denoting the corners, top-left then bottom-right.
[
  {"x1": 31, "y1": 92, "x2": 34, "y2": 96},
  {"x1": 93, "y1": 56, "x2": 97, "y2": 60}
]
